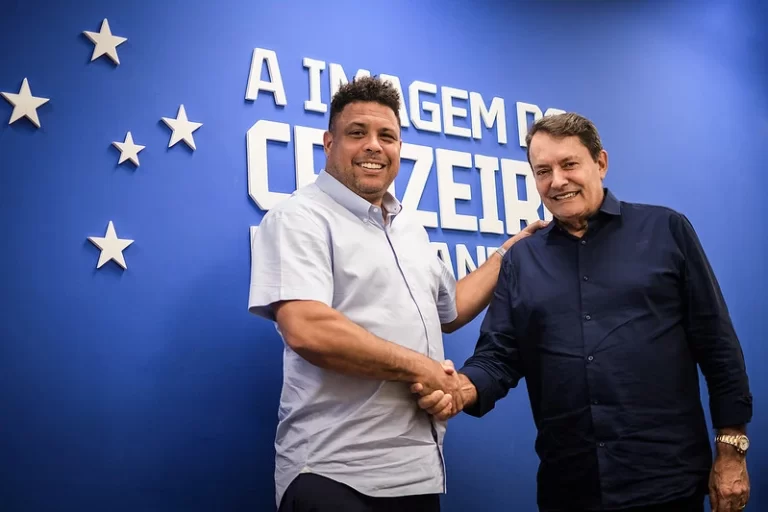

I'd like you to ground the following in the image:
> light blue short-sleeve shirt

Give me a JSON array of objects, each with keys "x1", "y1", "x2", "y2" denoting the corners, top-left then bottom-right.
[{"x1": 248, "y1": 170, "x2": 458, "y2": 506}]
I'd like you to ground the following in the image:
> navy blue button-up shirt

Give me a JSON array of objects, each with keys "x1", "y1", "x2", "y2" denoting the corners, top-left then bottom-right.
[{"x1": 460, "y1": 189, "x2": 752, "y2": 511}]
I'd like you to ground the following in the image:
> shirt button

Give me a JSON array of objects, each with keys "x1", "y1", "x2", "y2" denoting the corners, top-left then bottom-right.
[
  {"x1": 598, "y1": 442, "x2": 605, "y2": 448},
  {"x1": 581, "y1": 240, "x2": 587, "y2": 245},
  {"x1": 587, "y1": 355, "x2": 594, "y2": 362},
  {"x1": 583, "y1": 275, "x2": 589, "y2": 281},
  {"x1": 592, "y1": 400, "x2": 599, "y2": 405},
  {"x1": 584, "y1": 314, "x2": 591, "y2": 321}
]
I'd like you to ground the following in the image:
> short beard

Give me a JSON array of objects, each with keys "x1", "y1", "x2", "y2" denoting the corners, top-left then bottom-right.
[{"x1": 327, "y1": 164, "x2": 386, "y2": 202}]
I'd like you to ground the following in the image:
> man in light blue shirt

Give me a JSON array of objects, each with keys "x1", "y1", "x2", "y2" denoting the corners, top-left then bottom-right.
[{"x1": 248, "y1": 76, "x2": 545, "y2": 512}]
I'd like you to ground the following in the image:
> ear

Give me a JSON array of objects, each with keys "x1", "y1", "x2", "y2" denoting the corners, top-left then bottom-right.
[
  {"x1": 597, "y1": 149, "x2": 609, "y2": 180},
  {"x1": 323, "y1": 130, "x2": 333, "y2": 157}
]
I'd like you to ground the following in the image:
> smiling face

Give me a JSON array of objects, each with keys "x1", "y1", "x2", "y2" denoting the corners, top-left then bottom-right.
[
  {"x1": 529, "y1": 131, "x2": 608, "y2": 235},
  {"x1": 323, "y1": 101, "x2": 401, "y2": 206}
]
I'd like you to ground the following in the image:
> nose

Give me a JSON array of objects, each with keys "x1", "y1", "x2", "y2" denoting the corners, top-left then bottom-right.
[
  {"x1": 551, "y1": 167, "x2": 568, "y2": 189},
  {"x1": 363, "y1": 133, "x2": 383, "y2": 153}
]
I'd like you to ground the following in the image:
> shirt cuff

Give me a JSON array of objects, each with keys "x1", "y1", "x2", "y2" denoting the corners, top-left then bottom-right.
[
  {"x1": 459, "y1": 365, "x2": 498, "y2": 418},
  {"x1": 438, "y1": 301, "x2": 458, "y2": 324},
  {"x1": 711, "y1": 394, "x2": 753, "y2": 429},
  {"x1": 247, "y1": 285, "x2": 333, "y2": 321}
]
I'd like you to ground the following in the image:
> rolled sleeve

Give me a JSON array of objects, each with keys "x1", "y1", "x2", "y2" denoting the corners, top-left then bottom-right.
[
  {"x1": 248, "y1": 209, "x2": 333, "y2": 321},
  {"x1": 436, "y1": 256, "x2": 458, "y2": 324},
  {"x1": 460, "y1": 255, "x2": 523, "y2": 417},
  {"x1": 671, "y1": 212, "x2": 753, "y2": 427}
]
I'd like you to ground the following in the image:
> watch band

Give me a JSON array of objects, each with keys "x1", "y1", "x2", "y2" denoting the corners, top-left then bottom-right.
[
  {"x1": 495, "y1": 246, "x2": 507, "y2": 259},
  {"x1": 715, "y1": 434, "x2": 749, "y2": 454}
]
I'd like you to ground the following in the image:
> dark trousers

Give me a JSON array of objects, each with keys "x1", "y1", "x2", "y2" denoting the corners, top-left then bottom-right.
[
  {"x1": 615, "y1": 493, "x2": 705, "y2": 512},
  {"x1": 278, "y1": 473, "x2": 441, "y2": 512},
  {"x1": 549, "y1": 493, "x2": 705, "y2": 512},
  {"x1": 544, "y1": 493, "x2": 705, "y2": 512}
]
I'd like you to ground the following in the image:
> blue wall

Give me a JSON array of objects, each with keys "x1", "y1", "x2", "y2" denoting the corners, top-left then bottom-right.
[{"x1": 1, "y1": 0, "x2": 765, "y2": 510}]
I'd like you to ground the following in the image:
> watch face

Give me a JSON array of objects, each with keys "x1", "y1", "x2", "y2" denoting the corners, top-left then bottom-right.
[{"x1": 739, "y1": 437, "x2": 750, "y2": 451}]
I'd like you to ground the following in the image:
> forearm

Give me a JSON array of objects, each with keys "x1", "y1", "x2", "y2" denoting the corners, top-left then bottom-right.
[
  {"x1": 460, "y1": 332, "x2": 523, "y2": 419},
  {"x1": 457, "y1": 330, "x2": 524, "y2": 417},
  {"x1": 459, "y1": 362, "x2": 515, "y2": 417},
  {"x1": 447, "y1": 251, "x2": 503, "y2": 331},
  {"x1": 692, "y1": 334, "x2": 752, "y2": 428},
  {"x1": 457, "y1": 263, "x2": 522, "y2": 416},
  {"x1": 276, "y1": 301, "x2": 436, "y2": 383},
  {"x1": 674, "y1": 212, "x2": 753, "y2": 427}
]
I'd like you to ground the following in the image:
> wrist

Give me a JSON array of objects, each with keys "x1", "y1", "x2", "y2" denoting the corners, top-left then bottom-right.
[
  {"x1": 714, "y1": 428, "x2": 749, "y2": 458},
  {"x1": 458, "y1": 373, "x2": 478, "y2": 407},
  {"x1": 717, "y1": 425, "x2": 746, "y2": 436},
  {"x1": 715, "y1": 441, "x2": 748, "y2": 463},
  {"x1": 716, "y1": 443, "x2": 746, "y2": 459},
  {"x1": 410, "y1": 356, "x2": 442, "y2": 386}
]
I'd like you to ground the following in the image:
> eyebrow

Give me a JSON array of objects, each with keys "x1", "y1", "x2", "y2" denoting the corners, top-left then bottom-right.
[
  {"x1": 533, "y1": 155, "x2": 578, "y2": 170},
  {"x1": 345, "y1": 122, "x2": 397, "y2": 135},
  {"x1": 346, "y1": 122, "x2": 367, "y2": 130}
]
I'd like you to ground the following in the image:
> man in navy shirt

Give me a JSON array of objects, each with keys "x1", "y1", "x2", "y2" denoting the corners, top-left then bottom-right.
[{"x1": 412, "y1": 113, "x2": 752, "y2": 511}]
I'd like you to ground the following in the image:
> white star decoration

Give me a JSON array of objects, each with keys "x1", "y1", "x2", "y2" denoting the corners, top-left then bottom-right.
[
  {"x1": 2, "y1": 22, "x2": 211, "y2": 273},
  {"x1": 1, "y1": 78, "x2": 50, "y2": 128},
  {"x1": 112, "y1": 131, "x2": 145, "y2": 166},
  {"x1": 162, "y1": 105, "x2": 203, "y2": 150},
  {"x1": 88, "y1": 221, "x2": 134, "y2": 270},
  {"x1": 83, "y1": 19, "x2": 127, "y2": 65}
]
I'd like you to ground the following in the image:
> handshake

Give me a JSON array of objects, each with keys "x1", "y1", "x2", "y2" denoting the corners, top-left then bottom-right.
[{"x1": 410, "y1": 359, "x2": 477, "y2": 421}]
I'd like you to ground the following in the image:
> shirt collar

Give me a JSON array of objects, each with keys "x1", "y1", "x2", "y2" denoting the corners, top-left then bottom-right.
[
  {"x1": 543, "y1": 187, "x2": 621, "y2": 237},
  {"x1": 600, "y1": 188, "x2": 621, "y2": 216},
  {"x1": 315, "y1": 169, "x2": 402, "y2": 222}
]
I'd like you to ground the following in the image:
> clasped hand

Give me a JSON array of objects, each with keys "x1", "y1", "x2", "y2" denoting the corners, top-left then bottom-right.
[{"x1": 411, "y1": 360, "x2": 462, "y2": 421}]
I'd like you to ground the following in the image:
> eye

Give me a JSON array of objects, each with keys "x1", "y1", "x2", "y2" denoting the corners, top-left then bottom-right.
[{"x1": 563, "y1": 161, "x2": 576, "y2": 169}]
